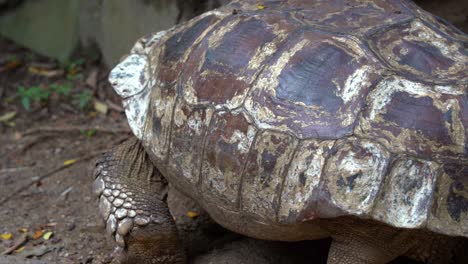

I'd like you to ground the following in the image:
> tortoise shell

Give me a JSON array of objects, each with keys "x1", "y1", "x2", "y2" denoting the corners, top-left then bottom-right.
[{"x1": 109, "y1": 0, "x2": 468, "y2": 239}]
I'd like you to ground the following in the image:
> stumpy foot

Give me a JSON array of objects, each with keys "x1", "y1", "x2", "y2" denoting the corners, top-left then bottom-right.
[
  {"x1": 324, "y1": 218, "x2": 416, "y2": 264},
  {"x1": 93, "y1": 138, "x2": 185, "y2": 264}
]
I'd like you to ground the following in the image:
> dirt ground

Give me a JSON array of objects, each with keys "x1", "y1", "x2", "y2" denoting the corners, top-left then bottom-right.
[{"x1": 0, "y1": 2, "x2": 467, "y2": 262}]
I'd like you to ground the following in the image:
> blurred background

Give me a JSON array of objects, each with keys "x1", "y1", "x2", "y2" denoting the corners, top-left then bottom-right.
[{"x1": 0, "y1": 1, "x2": 466, "y2": 264}]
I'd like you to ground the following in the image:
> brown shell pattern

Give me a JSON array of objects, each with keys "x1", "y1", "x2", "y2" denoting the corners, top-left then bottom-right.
[{"x1": 141, "y1": 0, "x2": 468, "y2": 237}]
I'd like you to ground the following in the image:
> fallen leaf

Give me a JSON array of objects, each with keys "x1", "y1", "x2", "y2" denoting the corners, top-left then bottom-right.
[
  {"x1": 63, "y1": 159, "x2": 76, "y2": 166},
  {"x1": 83, "y1": 129, "x2": 97, "y2": 138},
  {"x1": 14, "y1": 246, "x2": 24, "y2": 253},
  {"x1": 28, "y1": 66, "x2": 64, "y2": 77},
  {"x1": 0, "y1": 233, "x2": 12, "y2": 240},
  {"x1": 186, "y1": 211, "x2": 199, "y2": 218},
  {"x1": 16, "y1": 245, "x2": 51, "y2": 258},
  {"x1": 257, "y1": 4, "x2": 266, "y2": 10},
  {"x1": 5, "y1": 121, "x2": 15, "y2": 127},
  {"x1": 42, "y1": 232, "x2": 53, "y2": 240},
  {"x1": 94, "y1": 100, "x2": 108, "y2": 115},
  {"x1": 0, "y1": 111, "x2": 16, "y2": 122},
  {"x1": 88, "y1": 111, "x2": 97, "y2": 117},
  {"x1": 18, "y1": 228, "x2": 28, "y2": 233},
  {"x1": 0, "y1": 59, "x2": 22, "y2": 72},
  {"x1": 33, "y1": 230, "x2": 43, "y2": 240}
]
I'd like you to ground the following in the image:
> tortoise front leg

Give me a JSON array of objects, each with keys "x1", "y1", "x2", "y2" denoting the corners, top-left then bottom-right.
[{"x1": 93, "y1": 138, "x2": 185, "y2": 264}]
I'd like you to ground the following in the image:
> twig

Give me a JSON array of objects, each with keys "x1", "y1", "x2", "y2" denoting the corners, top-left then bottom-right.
[
  {"x1": 22, "y1": 125, "x2": 131, "y2": 136},
  {"x1": 0, "y1": 150, "x2": 105, "y2": 205},
  {"x1": 105, "y1": 99, "x2": 125, "y2": 113},
  {"x1": 18, "y1": 134, "x2": 54, "y2": 154},
  {"x1": 0, "y1": 167, "x2": 31, "y2": 174},
  {"x1": 0, "y1": 233, "x2": 28, "y2": 255}
]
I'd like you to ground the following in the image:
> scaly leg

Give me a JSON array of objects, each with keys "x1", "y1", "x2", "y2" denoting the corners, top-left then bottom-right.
[
  {"x1": 324, "y1": 218, "x2": 416, "y2": 264},
  {"x1": 93, "y1": 138, "x2": 185, "y2": 264}
]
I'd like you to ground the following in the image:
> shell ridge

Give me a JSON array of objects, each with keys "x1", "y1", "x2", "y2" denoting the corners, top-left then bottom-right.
[
  {"x1": 237, "y1": 129, "x2": 261, "y2": 212},
  {"x1": 275, "y1": 140, "x2": 301, "y2": 223},
  {"x1": 196, "y1": 106, "x2": 217, "y2": 192}
]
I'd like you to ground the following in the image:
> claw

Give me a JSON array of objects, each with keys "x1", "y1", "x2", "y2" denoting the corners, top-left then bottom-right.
[
  {"x1": 118, "y1": 218, "x2": 134, "y2": 236},
  {"x1": 93, "y1": 177, "x2": 105, "y2": 196},
  {"x1": 99, "y1": 196, "x2": 112, "y2": 220},
  {"x1": 107, "y1": 214, "x2": 117, "y2": 236}
]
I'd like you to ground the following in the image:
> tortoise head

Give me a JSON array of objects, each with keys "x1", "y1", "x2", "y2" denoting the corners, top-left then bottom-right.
[{"x1": 109, "y1": 31, "x2": 168, "y2": 140}]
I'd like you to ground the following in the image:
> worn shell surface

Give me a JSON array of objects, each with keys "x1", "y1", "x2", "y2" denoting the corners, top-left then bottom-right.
[{"x1": 110, "y1": 0, "x2": 468, "y2": 239}]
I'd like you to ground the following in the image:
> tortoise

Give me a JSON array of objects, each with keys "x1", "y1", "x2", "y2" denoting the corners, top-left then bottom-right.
[{"x1": 93, "y1": 0, "x2": 468, "y2": 263}]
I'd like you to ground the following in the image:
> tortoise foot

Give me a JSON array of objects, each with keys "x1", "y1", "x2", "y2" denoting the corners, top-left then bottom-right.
[{"x1": 93, "y1": 138, "x2": 186, "y2": 264}]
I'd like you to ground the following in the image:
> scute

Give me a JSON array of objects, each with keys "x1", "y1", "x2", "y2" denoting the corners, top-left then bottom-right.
[
  {"x1": 201, "y1": 110, "x2": 257, "y2": 209},
  {"x1": 317, "y1": 138, "x2": 390, "y2": 218},
  {"x1": 278, "y1": 139, "x2": 334, "y2": 223},
  {"x1": 372, "y1": 159, "x2": 438, "y2": 229},
  {"x1": 167, "y1": 101, "x2": 213, "y2": 188},
  {"x1": 357, "y1": 76, "x2": 466, "y2": 159},
  {"x1": 369, "y1": 19, "x2": 467, "y2": 83},
  {"x1": 428, "y1": 163, "x2": 468, "y2": 237},
  {"x1": 245, "y1": 29, "x2": 382, "y2": 139},
  {"x1": 294, "y1": 0, "x2": 414, "y2": 35},
  {"x1": 180, "y1": 12, "x2": 298, "y2": 109},
  {"x1": 241, "y1": 130, "x2": 298, "y2": 222}
]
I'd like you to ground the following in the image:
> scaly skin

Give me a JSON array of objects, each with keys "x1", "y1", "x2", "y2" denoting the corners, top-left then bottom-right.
[
  {"x1": 94, "y1": 138, "x2": 466, "y2": 264},
  {"x1": 93, "y1": 138, "x2": 185, "y2": 264}
]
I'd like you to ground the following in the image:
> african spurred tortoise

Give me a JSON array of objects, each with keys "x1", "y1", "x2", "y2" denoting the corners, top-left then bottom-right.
[{"x1": 93, "y1": 0, "x2": 468, "y2": 263}]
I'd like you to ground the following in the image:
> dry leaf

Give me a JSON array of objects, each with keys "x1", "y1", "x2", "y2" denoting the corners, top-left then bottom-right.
[
  {"x1": 186, "y1": 211, "x2": 199, "y2": 218},
  {"x1": 42, "y1": 231, "x2": 53, "y2": 240},
  {"x1": 0, "y1": 233, "x2": 12, "y2": 240},
  {"x1": 33, "y1": 230, "x2": 43, "y2": 240},
  {"x1": 0, "y1": 112, "x2": 16, "y2": 122},
  {"x1": 28, "y1": 66, "x2": 64, "y2": 77},
  {"x1": 257, "y1": 4, "x2": 266, "y2": 10},
  {"x1": 63, "y1": 159, "x2": 76, "y2": 166},
  {"x1": 14, "y1": 246, "x2": 24, "y2": 253},
  {"x1": 94, "y1": 100, "x2": 108, "y2": 115},
  {"x1": 18, "y1": 228, "x2": 28, "y2": 233},
  {"x1": 16, "y1": 245, "x2": 51, "y2": 257},
  {"x1": 0, "y1": 59, "x2": 21, "y2": 72}
]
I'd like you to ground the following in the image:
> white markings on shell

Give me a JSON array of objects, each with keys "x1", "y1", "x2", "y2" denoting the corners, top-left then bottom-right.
[
  {"x1": 109, "y1": 54, "x2": 149, "y2": 98},
  {"x1": 118, "y1": 218, "x2": 134, "y2": 236},
  {"x1": 372, "y1": 159, "x2": 438, "y2": 228},
  {"x1": 339, "y1": 66, "x2": 372, "y2": 104},
  {"x1": 131, "y1": 30, "x2": 168, "y2": 55},
  {"x1": 122, "y1": 87, "x2": 151, "y2": 140},
  {"x1": 103, "y1": 189, "x2": 112, "y2": 197},
  {"x1": 323, "y1": 140, "x2": 390, "y2": 216},
  {"x1": 112, "y1": 190, "x2": 120, "y2": 197},
  {"x1": 225, "y1": 126, "x2": 256, "y2": 154},
  {"x1": 110, "y1": 52, "x2": 152, "y2": 140},
  {"x1": 279, "y1": 140, "x2": 334, "y2": 222}
]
